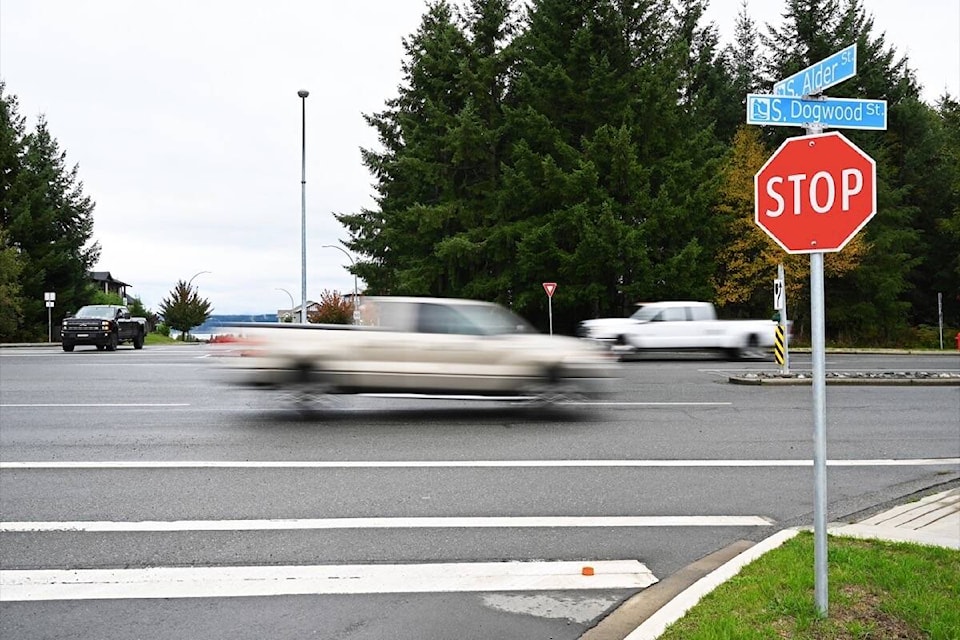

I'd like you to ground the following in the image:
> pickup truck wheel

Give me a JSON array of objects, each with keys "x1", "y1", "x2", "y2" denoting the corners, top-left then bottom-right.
[
  {"x1": 105, "y1": 333, "x2": 119, "y2": 351},
  {"x1": 727, "y1": 334, "x2": 763, "y2": 361},
  {"x1": 62, "y1": 342, "x2": 74, "y2": 352},
  {"x1": 133, "y1": 330, "x2": 144, "y2": 349}
]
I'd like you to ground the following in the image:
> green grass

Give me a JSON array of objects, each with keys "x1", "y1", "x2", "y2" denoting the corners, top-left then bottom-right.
[
  {"x1": 144, "y1": 332, "x2": 180, "y2": 345},
  {"x1": 658, "y1": 532, "x2": 960, "y2": 640}
]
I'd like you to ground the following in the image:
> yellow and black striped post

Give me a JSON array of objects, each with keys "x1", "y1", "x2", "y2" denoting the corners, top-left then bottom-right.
[{"x1": 774, "y1": 324, "x2": 786, "y2": 369}]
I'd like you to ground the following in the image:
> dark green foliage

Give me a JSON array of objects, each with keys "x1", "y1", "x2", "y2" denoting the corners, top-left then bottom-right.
[
  {"x1": 0, "y1": 82, "x2": 100, "y2": 341},
  {"x1": 1, "y1": 2, "x2": 955, "y2": 345},
  {"x1": 126, "y1": 296, "x2": 159, "y2": 331},
  {"x1": 338, "y1": 0, "x2": 735, "y2": 334},
  {"x1": 334, "y1": 0, "x2": 958, "y2": 340},
  {"x1": 158, "y1": 280, "x2": 213, "y2": 337},
  {"x1": 0, "y1": 225, "x2": 25, "y2": 337}
]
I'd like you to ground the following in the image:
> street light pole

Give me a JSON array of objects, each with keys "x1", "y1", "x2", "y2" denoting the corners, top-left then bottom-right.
[
  {"x1": 298, "y1": 89, "x2": 309, "y2": 323},
  {"x1": 183, "y1": 271, "x2": 210, "y2": 341},
  {"x1": 322, "y1": 244, "x2": 359, "y2": 323},
  {"x1": 188, "y1": 271, "x2": 211, "y2": 290},
  {"x1": 275, "y1": 287, "x2": 295, "y2": 321}
]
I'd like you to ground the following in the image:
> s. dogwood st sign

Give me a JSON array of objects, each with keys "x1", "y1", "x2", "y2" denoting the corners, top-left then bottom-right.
[{"x1": 754, "y1": 131, "x2": 876, "y2": 254}]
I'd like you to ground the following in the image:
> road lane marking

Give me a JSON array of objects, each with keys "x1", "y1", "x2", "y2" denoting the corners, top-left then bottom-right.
[
  {"x1": 0, "y1": 515, "x2": 774, "y2": 532},
  {"x1": 0, "y1": 560, "x2": 658, "y2": 601},
  {"x1": 2, "y1": 459, "x2": 957, "y2": 469},
  {"x1": 576, "y1": 402, "x2": 732, "y2": 406},
  {"x1": 0, "y1": 401, "x2": 725, "y2": 408},
  {"x1": 0, "y1": 403, "x2": 190, "y2": 408}
]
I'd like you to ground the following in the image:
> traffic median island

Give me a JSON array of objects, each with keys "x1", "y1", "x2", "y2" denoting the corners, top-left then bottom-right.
[{"x1": 729, "y1": 371, "x2": 960, "y2": 385}]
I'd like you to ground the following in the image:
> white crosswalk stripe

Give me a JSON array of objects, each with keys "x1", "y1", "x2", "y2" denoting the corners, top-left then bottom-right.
[{"x1": 1, "y1": 560, "x2": 658, "y2": 601}]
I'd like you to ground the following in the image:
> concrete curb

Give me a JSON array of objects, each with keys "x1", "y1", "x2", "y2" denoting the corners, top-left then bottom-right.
[
  {"x1": 622, "y1": 530, "x2": 801, "y2": 640},
  {"x1": 581, "y1": 540, "x2": 755, "y2": 640}
]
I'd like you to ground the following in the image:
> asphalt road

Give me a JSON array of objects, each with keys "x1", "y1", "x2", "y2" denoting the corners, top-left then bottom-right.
[{"x1": 1, "y1": 345, "x2": 958, "y2": 640}]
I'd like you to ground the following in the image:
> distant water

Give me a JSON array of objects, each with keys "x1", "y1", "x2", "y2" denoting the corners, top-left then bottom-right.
[
  {"x1": 170, "y1": 314, "x2": 279, "y2": 341},
  {"x1": 190, "y1": 314, "x2": 278, "y2": 333}
]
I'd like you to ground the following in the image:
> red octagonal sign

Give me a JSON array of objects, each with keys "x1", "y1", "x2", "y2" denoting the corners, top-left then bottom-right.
[{"x1": 754, "y1": 131, "x2": 876, "y2": 254}]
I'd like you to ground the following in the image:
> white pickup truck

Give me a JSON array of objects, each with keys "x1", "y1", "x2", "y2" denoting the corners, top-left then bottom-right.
[
  {"x1": 577, "y1": 301, "x2": 777, "y2": 360},
  {"x1": 213, "y1": 296, "x2": 618, "y2": 408}
]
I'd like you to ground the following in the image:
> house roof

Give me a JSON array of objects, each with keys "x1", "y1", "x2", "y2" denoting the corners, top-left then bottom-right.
[{"x1": 89, "y1": 271, "x2": 131, "y2": 287}]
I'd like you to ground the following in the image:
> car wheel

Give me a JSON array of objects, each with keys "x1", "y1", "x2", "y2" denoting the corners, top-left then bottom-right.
[
  {"x1": 133, "y1": 330, "x2": 144, "y2": 349},
  {"x1": 281, "y1": 364, "x2": 336, "y2": 413},
  {"x1": 62, "y1": 342, "x2": 74, "y2": 352},
  {"x1": 521, "y1": 366, "x2": 584, "y2": 407},
  {"x1": 105, "y1": 333, "x2": 119, "y2": 351}
]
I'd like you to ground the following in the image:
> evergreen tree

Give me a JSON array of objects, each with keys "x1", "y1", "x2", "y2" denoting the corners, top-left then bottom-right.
[
  {"x1": 717, "y1": 1, "x2": 765, "y2": 142},
  {"x1": 158, "y1": 280, "x2": 213, "y2": 338},
  {"x1": 759, "y1": 0, "x2": 925, "y2": 342},
  {"x1": 337, "y1": 0, "x2": 472, "y2": 296},
  {"x1": 0, "y1": 83, "x2": 100, "y2": 340},
  {"x1": 933, "y1": 95, "x2": 960, "y2": 327},
  {"x1": 0, "y1": 225, "x2": 25, "y2": 339}
]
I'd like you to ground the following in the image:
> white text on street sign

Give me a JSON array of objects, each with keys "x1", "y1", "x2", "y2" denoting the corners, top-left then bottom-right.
[
  {"x1": 747, "y1": 94, "x2": 887, "y2": 130},
  {"x1": 774, "y1": 44, "x2": 856, "y2": 96},
  {"x1": 762, "y1": 168, "x2": 865, "y2": 218}
]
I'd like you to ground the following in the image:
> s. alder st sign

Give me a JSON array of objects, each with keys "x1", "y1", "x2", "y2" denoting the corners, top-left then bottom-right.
[{"x1": 754, "y1": 131, "x2": 876, "y2": 254}]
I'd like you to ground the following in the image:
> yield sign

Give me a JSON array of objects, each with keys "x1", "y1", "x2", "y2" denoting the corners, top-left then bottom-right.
[{"x1": 542, "y1": 282, "x2": 557, "y2": 298}]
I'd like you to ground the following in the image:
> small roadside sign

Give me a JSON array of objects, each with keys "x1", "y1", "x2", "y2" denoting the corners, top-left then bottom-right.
[
  {"x1": 774, "y1": 44, "x2": 856, "y2": 97},
  {"x1": 747, "y1": 94, "x2": 887, "y2": 130},
  {"x1": 542, "y1": 282, "x2": 557, "y2": 298}
]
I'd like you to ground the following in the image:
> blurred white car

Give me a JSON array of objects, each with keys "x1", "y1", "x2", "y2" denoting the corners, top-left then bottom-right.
[{"x1": 213, "y1": 296, "x2": 618, "y2": 407}]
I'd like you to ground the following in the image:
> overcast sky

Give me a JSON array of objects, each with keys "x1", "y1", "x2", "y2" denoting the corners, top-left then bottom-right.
[{"x1": 2, "y1": 1, "x2": 957, "y2": 315}]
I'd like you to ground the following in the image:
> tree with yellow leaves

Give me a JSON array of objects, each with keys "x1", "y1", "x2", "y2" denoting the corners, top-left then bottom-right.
[{"x1": 712, "y1": 126, "x2": 868, "y2": 335}]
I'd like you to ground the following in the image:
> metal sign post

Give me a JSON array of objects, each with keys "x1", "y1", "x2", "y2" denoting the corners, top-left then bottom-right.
[
  {"x1": 774, "y1": 264, "x2": 789, "y2": 374},
  {"x1": 805, "y1": 120, "x2": 830, "y2": 617},
  {"x1": 938, "y1": 293, "x2": 943, "y2": 349},
  {"x1": 750, "y1": 43, "x2": 885, "y2": 618},
  {"x1": 542, "y1": 282, "x2": 557, "y2": 335},
  {"x1": 44, "y1": 292, "x2": 56, "y2": 342},
  {"x1": 809, "y1": 249, "x2": 829, "y2": 613}
]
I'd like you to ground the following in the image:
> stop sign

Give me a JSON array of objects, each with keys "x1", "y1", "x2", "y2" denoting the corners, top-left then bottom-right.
[{"x1": 754, "y1": 131, "x2": 876, "y2": 253}]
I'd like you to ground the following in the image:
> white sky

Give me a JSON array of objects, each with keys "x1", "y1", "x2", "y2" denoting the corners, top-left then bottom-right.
[{"x1": 2, "y1": 1, "x2": 957, "y2": 315}]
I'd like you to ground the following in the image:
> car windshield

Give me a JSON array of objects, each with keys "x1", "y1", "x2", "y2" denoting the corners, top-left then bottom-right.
[{"x1": 74, "y1": 305, "x2": 116, "y2": 319}]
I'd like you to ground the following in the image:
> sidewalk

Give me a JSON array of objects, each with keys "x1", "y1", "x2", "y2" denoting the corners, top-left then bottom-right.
[{"x1": 608, "y1": 487, "x2": 960, "y2": 640}]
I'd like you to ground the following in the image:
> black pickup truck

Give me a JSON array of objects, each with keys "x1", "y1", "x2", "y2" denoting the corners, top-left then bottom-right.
[{"x1": 61, "y1": 305, "x2": 147, "y2": 352}]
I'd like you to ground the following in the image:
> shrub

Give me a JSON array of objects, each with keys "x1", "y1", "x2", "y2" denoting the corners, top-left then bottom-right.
[{"x1": 307, "y1": 290, "x2": 354, "y2": 324}]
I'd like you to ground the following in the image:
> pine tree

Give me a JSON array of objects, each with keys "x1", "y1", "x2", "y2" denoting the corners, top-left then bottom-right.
[
  {"x1": 0, "y1": 83, "x2": 100, "y2": 340},
  {"x1": 0, "y1": 85, "x2": 27, "y2": 340},
  {"x1": 158, "y1": 280, "x2": 213, "y2": 337},
  {"x1": 758, "y1": 0, "x2": 928, "y2": 342},
  {"x1": 337, "y1": 1, "x2": 472, "y2": 296}
]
